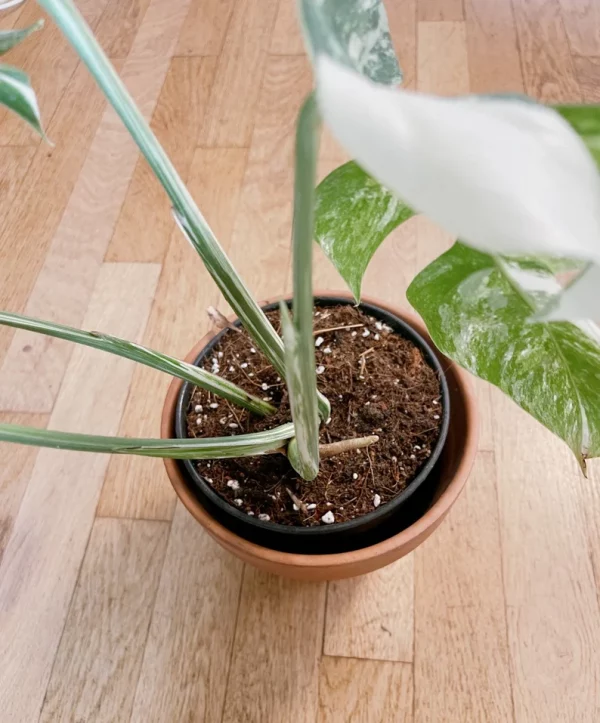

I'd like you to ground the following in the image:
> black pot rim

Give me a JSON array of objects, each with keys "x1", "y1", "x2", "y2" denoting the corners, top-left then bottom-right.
[{"x1": 174, "y1": 296, "x2": 450, "y2": 541}]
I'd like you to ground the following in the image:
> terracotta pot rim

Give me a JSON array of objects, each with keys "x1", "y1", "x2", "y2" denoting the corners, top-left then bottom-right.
[{"x1": 161, "y1": 291, "x2": 479, "y2": 573}]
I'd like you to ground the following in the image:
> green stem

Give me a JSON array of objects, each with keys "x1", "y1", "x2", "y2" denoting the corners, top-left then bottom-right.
[
  {"x1": 0, "y1": 311, "x2": 274, "y2": 416},
  {"x1": 0, "y1": 422, "x2": 295, "y2": 459}
]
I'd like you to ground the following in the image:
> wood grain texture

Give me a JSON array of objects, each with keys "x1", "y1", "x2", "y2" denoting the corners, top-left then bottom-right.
[
  {"x1": 574, "y1": 55, "x2": 600, "y2": 101},
  {"x1": 494, "y1": 391, "x2": 600, "y2": 722},
  {"x1": 511, "y1": 0, "x2": 581, "y2": 102},
  {"x1": 0, "y1": 412, "x2": 48, "y2": 565},
  {"x1": 98, "y1": 148, "x2": 248, "y2": 520},
  {"x1": 199, "y1": 0, "x2": 280, "y2": 148},
  {"x1": 221, "y1": 55, "x2": 311, "y2": 316},
  {"x1": 0, "y1": 263, "x2": 159, "y2": 723},
  {"x1": 222, "y1": 570, "x2": 326, "y2": 723},
  {"x1": 0, "y1": 60, "x2": 115, "y2": 365},
  {"x1": 557, "y1": 0, "x2": 600, "y2": 58},
  {"x1": 414, "y1": 452, "x2": 514, "y2": 722},
  {"x1": 130, "y1": 503, "x2": 244, "y2": 722},
  {"x1": 0, "y1": 147, "x2": 35, "y2": 219},
  {"x1": 417, "y1": 21, "x2": 470, "y2": 96},
  {"x1": 0, "y1": 0, "x2": 191, "y2": 414},
  {"x1": 388, "y1": 0, "x2": 417, "y2": 89},
  {"x1": 270, "y1": 0, "x2": 305, "y2": 55},
  {"x1": 95, "y1": 0, "x2": 152, "y2": 57},
  {"x1": 40, "y1": 519, "x2": 170, "y2": 723},
  {"x1": 176, "y1": 0, "x2": 236, "y2": 56},
  {"x1": 324, "y1": 556, "x2": 414, "y2": 662},
  {"x1": 465, "y1": 0, "x2": 525, "y2": 92},
  {"x1": 0, "y1": 0, "x2": 111, "y2": 146},
  {"x1": 418, "y1": 0, "x2": 464, "y2": 22},
  {"x1": 106, "y1": 56, "x2": 217, "y2": 263},
  {"x1": 318, "y1": 657, "x2": 413, "y2": 723}
]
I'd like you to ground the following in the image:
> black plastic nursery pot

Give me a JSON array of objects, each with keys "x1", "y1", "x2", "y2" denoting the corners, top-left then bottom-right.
[{"x1": 172, "y1": 295, "x2": 451, "y2": 556}]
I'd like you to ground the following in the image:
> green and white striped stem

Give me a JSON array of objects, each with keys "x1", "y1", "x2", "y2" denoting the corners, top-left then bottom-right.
[
  {"x1": 0, "y1": 311, "x2": 275, "y2": 416},
  {"x1": 38, "y1": 0, "x2": 288, "y2": 387},
  {"x1": 0, "y1": 422, "x2": 295, "y2": 459}
]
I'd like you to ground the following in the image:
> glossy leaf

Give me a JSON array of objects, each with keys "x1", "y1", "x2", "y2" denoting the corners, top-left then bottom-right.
[
  {"x1": 39, "y1": 0, "x2": 287, "y2": 388},
  {"x1": 407, "y1": 242, "x2": 600, "y2": 468},
  {"x1": 315, "y1": 160, "x2": 414, "y2": 300},
  {"x1": 0, "y1": 311, "x2": 275, "y2": 416},
  {"x1": 0, "y1": 20, "x2": 43, "y2": 55},
  {"x1": 298, "y1": 0, "x2": 401, "y2": 84},
  {"x1": 315, "y1": 58, "x2": 600, "y2": 268},
  {"x1": 555, "y1": 104, "x2": 600, "y2": 170},
  {"x1": 0, "y1": 63, "x2": 47, "y2": 139},
  {"x1": 0, "y1": 422, "x2": 295, "y2": 459}
]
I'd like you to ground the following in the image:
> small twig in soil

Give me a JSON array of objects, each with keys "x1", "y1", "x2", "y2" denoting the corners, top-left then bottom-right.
[
  {"x1": 313, "y1": 323, "x2": 364, "y2": 335},
  {"x1": 206, "y1": 306, "x2": 241, "y2": 333},
  {"x1": 366, "y1": 448, "x2": 376, "y2": 488},
  {"x1": 320, "y1": 435, "x2": 379, "y2": 459},
  {"x1": 285, "y1": 487, "x2": 309, "y2": 516}
]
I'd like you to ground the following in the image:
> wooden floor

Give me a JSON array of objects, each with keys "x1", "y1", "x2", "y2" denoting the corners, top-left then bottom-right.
[{"x1": 1, "y1": 0, "x2": 599, "y2": 720}]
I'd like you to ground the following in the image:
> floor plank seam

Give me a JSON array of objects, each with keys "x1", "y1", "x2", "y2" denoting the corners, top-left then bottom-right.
[{"x1": 218, "y1": 563, "x2": 246, "y2": 723}]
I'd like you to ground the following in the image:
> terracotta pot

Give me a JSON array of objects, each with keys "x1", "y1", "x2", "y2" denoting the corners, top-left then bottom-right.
[{"x1": 161, "y1": 292, "x2": 479, "y2": 581}]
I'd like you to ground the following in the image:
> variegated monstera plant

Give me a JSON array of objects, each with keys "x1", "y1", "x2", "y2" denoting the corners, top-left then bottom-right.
[{"x1": 0, "y1": 0, "x2": 599, "y2": 480}]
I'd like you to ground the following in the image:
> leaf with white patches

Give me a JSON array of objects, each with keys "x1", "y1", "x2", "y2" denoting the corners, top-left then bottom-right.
[
  {"x1": 0, "y1": 64, "x2": 47, "y2": 140},
  {"x1": 407, "y1": 242, "x2": 600, "y2": 469},
  {"x1": 315, "y1": 160, "x2": 414, "y2": 300},
  {"x1": 0, "y1": 20, "x2": 43, "y2": 56},
  {"x1": 315, "y1": 58, "x2": 600, "y2": 272},
  {"x1": 298, "y1": 0, "x2": 402, "y2": 85}
]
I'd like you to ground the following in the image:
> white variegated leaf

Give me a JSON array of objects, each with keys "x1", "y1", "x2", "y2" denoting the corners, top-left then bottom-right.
[
  {"x1": 315, "y1": 57, "x2": 600, "y2": 271},
  {"x1": 298, "y1": 0, "x2": 401, "y2": 85}
]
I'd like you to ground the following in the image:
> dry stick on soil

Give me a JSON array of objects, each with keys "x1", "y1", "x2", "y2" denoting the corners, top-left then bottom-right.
[
  {"x1": 285, "y1": 486, "x2": 309, "y2": 515},
  {"x1": 313, "y1": 323, "x2": 364, "y2": 335},
  {"x1": 206, "y1": 306, "x2": 242, "y2": 333},
  {"x1": 268, "y1": 434, "x2": 379, "y2": 459}
]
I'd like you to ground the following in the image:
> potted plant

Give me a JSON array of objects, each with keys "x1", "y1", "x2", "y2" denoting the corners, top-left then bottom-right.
[{"x1": 0, "y1": 0, "x2": 598, "y2": 580}]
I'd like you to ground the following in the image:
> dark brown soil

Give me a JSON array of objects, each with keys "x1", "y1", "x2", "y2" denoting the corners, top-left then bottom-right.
[{"x1": 186, "y1": 305, "x2": 443, "y2": 527}]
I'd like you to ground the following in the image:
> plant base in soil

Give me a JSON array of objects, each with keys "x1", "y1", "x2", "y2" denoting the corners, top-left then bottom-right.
[{"x1": 186, "y1": 305, "x2": 443, "y2": 527}]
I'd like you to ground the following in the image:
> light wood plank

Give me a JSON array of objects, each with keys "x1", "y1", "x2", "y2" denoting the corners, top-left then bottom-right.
[
  {"x1": 0, "y1": 4, "x2": 25, "y2": 30},
  {"x1": 221, "y1": 55, "x2": 311, "y2": 316},
  {"x1": 95, "y1": 0, "x2": 152, "y2": 57},
  {"x1": 106, "y1": 56, "x2": 217, "y2": 263},
  {"x1": 0, "y1": 412, "x2": 48, "y2": 565},
  {"x1": 511, "y1": 0, "x2": 581, "y2": 102},
  {"x1": 0, "y1": 263, "x2": 160, "y2": 723},
  {"x1": 199, "y1": 0, "x2": 280, "y2": 148},
  {"x1": 40, "y1": 519, "x2": 170, "y2": 723},
  {"x1": 0, "y1": 0, "x2": 111, "y2": 146},
  {"x1": 414, "y1": 452, "x2": 514, "y2": 722},
  {"x1": 418, "y1": 0, "x2": 464, "y2": 22},
  {"x1": 465, "y1": 0, "x2": 524, "y2": 93},
  {"x1": 222, "y1": 569, "x2": 326, "y2": 723},
  {"x1": 0, "y1": 60, "x2": 118, "y2": 365},
  {"x1": 324, "y1": 557, "x2": 414, "y2": 662},
  {"x1": 176, "y1": 0, "x2": 236, "y2": 56},
  {"x1": 417, "y1": 21, "x2": 470, "y2": 95},
  {"x1": 494, "y1": 391, "x2": 600, "y2": 721},
  {"x1": 573, "y1": 54, "x2": 600, "y2": 101},
  {"x1": 270, "y1": 0, "x2": 305, "y2": 55},
  {"x1": 0, "y1": 0, "x2": 191, "y2": 414},
  {"x1": 131, "y1": 503, "x2": 244, "y2": 722},
  {"x1": 318, "y1": 657, "x2": 413, "y2": 723},
  {"x1": 98, "y1": 147, "x2": 248, "y2": 520},
  {"x1": 0, "y1": 147, "x2": 35, "y2": 219},
  {"x1": 557, "y1": 0, "x2": 600, "y2": 58}
]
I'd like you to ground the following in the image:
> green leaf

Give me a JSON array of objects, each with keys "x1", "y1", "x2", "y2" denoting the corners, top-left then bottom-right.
[
  {"x1": 555, "y1": 104, "x2": 600, "y2": 170},
  {"x1": 0, "y1": 422, "x2": 295, "y2": 459},
  {"x1": 0, "y1": 20, "x2": 44, "y2": 55},
  {"x1": 0, "y1": 63, "x2": 47, "y2": 140},
  {"x1": 39, "y1": 0, "x2": 286, "y2": 390},
  {"x1": 0, "y1": 311, "x2": 275, "y2": 416},
  {"x1": 407, "y1": 242, "x2": 600, "y2": 469},
  {"x1": 298, "y1": 0, "x2": 402, "y2": 85},
  {"x1": 315, "y1": 161, "x2": 414, "y2": 301}
]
